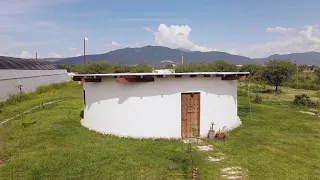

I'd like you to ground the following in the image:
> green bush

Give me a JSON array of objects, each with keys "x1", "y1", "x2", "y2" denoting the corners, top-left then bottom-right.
[
  {"x1": 253, "y1": 94, "x2": 263, "y2": 104},
  {"x1": 293, "y1": 94, "x2": 316, "y2": 107}
]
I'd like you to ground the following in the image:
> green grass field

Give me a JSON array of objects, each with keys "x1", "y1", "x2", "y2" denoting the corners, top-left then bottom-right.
[{"x1": 0, "y1": 82, "x2": 320, "y2": 179}]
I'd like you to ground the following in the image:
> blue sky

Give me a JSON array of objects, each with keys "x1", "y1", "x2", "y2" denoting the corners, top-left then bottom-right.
[{"x1": 1, "y1": 0, "x2": 320, "y2": 58}]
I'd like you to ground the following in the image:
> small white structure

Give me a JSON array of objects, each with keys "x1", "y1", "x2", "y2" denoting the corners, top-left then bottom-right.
[
  {"x1": 73, "y1": 72, "x2": 249, "y2": 138},
  {"x1": 152, "y1": 69, "x2": 175, "y2": 74}
]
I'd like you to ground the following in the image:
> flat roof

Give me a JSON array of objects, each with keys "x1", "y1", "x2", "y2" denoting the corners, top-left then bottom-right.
[{"x1": 74, "y1": 72, "x2": 250, "y2": 77}]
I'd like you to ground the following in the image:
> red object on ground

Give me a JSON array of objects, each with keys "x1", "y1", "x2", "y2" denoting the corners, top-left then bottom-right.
[{"x1": 52, "y1": 90, "x2": 54, "y2": 94}]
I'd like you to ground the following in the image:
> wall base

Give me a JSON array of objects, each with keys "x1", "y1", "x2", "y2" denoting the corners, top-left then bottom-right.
[{"x1": 80, "y1": 117, "x2": 243, "y2": 139}]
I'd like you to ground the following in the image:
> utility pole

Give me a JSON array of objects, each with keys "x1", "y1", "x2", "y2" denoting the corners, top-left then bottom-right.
[
  {"x1": 294, "y1": 61, "x2": 298, "y2": 83},
  {"x1": 36, "y1": 52, "x2": 38, "y2": 59},
  {"x1": 84, "y1": 37, "x2": 89, "y2": 73}
]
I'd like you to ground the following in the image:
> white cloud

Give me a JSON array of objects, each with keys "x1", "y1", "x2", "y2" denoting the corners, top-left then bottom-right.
[
  {"x1": 68, "y1": 47, "x2": 77, "y2": 52},
  {"x1": 143, "y1": 27, "x2": 154, "y2": 33},
  {"x1": 266, "y1": 27, "x2": 295, "y2": 33},
  {"x1": 76, "y1": 52, "x2": 81, "y2": 56},
  {"x1": 106, "y1": 41, "x2": 121, "y2": 47},
  {"x1": 112, "y1": 41, "x2": 120, "y2": 46},
  {"x1": 238, "y1": 24, "x2": 320, "y2": 57},
  {"x1": 154, "y1": 24, "x2": 217, "y2": 52},
  {"x1": 20, "y1": 51, "x2": 33, "y2": 58},
  {"x1": 227, "y1": 49, "x2": 239, "y2": 55},
  {"x1": 47, "y1": 52, "x2": 62, "y2": 58}
]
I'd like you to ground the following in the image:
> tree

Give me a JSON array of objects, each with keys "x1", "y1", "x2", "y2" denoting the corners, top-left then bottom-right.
[
  {"x1": 174, "y1": 63, "x2": 208, "y2": 73},
  {"x1": 86, "y1": 62, "x2": 115, "y2": 74},
  {"x1": 164, "y1": 64, "x2": 174, "y2": 69},
  {"x1": 114, "y1": 64, "x2": 130, "y2": 73},
  {"x1": 60, "y1": 64, "x2": 83, "y2": 73},
  {"x1": 129, "y1": 64, "x2": 152, "y2": 73},
  {"x1": 313, "y1": 66, "x2": 320, "y2": 84},
  {"x1": 262, "y1": 60, "x2": 296, "y2": 91},
  {"x1": 298, "y1": 64, "x2": 309, "y2": 73},
  {"x1": 240, "y1": 64, "x2": 264, "y2": 80},
  {"x1": 207, "y1": 60, "x2": 239, "y2": 72}
]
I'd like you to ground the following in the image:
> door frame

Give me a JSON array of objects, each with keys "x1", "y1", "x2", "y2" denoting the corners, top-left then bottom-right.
[{"x1": 181, "y1": 92, "x2": 200, "y2": 138}]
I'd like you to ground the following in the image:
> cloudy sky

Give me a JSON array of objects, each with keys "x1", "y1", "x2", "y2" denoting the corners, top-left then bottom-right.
[{"x1": 1, "y1": 0, "x2": 320, "y2": 59}]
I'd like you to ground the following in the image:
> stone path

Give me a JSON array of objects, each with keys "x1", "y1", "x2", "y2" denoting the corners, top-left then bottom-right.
[
  {"x1": 185, "y1": 138, "x2": 247, "y2": 179},
  {"x1": 221, "y1": 167, "x2": 244, "y2": 180},
  {"x1": 0, "y1": 100, "x2": 63, "y2": 126}
]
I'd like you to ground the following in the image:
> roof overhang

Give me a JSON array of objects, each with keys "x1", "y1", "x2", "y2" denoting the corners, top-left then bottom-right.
[{"x1": 72, "y1": 72, "x2": 250, "y2": 83}]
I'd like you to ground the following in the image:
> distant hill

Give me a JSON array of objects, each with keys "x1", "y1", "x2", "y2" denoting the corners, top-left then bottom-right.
[
  {"x1": 55, "y1": 46, "x2": 320, "y2": 65},
  {"x1": 56, "y1": 46, "x2": 258, "y2": 65},
  {"x1": 257, "y1": 52, "x2": 320, "y2": 65},
  {"x1": 41, "y1": 58, "x2": 62, "y2": 62},
  {"x1": 177, "y1": 48, "x2": 193, "y2": 52}
]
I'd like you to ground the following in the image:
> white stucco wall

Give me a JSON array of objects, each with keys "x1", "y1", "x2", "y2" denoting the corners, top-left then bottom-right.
[
  {"x1": 0, "y1": 69, "x2": 70, "y2": 101},
  {"x1": 82, "y1": 76, "x2": 240, "y2": 138}
]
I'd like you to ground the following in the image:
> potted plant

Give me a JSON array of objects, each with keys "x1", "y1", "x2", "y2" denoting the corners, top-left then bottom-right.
[{"x1": 208, "y1": 122, "x2": 215, "y2": 139}]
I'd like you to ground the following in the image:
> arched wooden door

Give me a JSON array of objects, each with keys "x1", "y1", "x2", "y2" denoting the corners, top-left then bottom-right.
[{"x1": 181, "y1": 93, "x2": 200, "y2": 138}]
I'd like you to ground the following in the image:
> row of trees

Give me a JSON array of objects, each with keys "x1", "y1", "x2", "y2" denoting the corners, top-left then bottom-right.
[
  {"x1": 61, "y1": 60, "x2": 320, "y2": 92},
  {"x1": 61, "y1": 62, "x2": 153, "y2": 74}
]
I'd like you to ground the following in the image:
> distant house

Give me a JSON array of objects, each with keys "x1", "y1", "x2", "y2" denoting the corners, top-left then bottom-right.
[
  {"x1": 152, "y1": 69, "x2": 175, "y2": 74},
  {"x1": 73, "y1": 72, "x2": 249, "y2": 138}
]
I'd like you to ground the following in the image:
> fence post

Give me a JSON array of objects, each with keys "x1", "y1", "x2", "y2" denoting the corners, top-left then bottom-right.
[{"x1": 192, "y1": 168, "x2": 198, "y2": 180}]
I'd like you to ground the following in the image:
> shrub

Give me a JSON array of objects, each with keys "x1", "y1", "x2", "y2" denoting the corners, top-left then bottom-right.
[
  {"x1": 254, "y1": 94, "x2": 263, "y2": 104},
  {"x1": 293, "y1": 94, "x2": 316, "y2": 107},
  {"x1": 215, "y1": 126, "x2": 227, "y2": 140},
  {"x1": 6, "y1": 93, "x2": 31, "y2": 105}
]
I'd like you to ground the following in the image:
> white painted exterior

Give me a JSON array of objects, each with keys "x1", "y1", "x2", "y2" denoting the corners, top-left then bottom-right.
[
  {"x1": 0, "y1": 69, "x2": 70, "y2": 101},
  {"x1": 82, "y1": 75, "x2": 241, "y2": 138}
]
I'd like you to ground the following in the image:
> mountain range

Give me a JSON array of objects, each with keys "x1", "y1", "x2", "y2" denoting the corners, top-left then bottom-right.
[{"x1": 55, "y1": 46, "x2": 320, "y2": 65}]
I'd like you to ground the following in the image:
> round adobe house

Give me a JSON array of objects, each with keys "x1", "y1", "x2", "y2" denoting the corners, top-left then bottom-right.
[{"x1": 73, "y1": 72, "x2": 249, "y2": 138}]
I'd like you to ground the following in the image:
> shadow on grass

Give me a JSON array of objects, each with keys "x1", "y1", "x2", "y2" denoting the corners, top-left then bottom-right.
[
  {"x1": 22, "y1": 121, "x2": 37, "y2": 128},
  {"x1": 168, "y1": 153, "x2": 191, "y2": 179},
  {"x1": 254, "y1": 89, "x2": 283, "y2": 94},
  {"x1": 80, "y1": 110, "x2": 84, "y2": 118}
]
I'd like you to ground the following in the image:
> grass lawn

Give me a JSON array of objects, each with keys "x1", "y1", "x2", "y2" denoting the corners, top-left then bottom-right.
[{"x1": 1, "y1": 82, "x2": 320, "y2": 179}]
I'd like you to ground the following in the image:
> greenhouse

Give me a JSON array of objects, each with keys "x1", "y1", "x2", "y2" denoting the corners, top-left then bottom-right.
[{"x1": 0, "y1": 56, "x2": 70, "y2": 101}]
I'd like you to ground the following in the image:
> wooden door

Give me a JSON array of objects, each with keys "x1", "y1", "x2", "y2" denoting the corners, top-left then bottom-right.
[{"x1": 181, "y1": 93, "x2": 200, "y2": 138}]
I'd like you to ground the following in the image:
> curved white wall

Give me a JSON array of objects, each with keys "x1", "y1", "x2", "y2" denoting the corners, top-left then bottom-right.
[
  {"x1": 83, "y1": 76, "x2": 239, "y2": 138},
  {"x1": 0, "y1": 69, "x2": 70, "y2": 101}
]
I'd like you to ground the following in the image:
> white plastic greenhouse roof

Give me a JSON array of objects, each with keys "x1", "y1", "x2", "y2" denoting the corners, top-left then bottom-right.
[{"x1": 0, "y1": 56, "x2": 64, "y2": 70}]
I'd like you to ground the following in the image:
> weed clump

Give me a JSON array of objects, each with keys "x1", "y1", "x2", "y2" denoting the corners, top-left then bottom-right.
[{"x1": 254, "y1": 94, "x2": 263, "y2": 104}]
